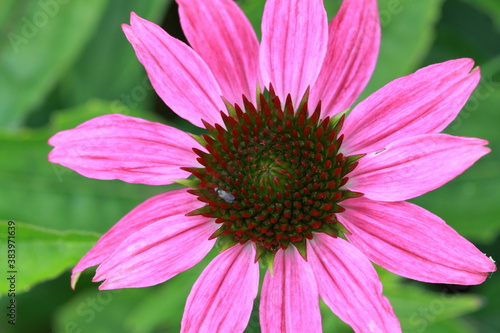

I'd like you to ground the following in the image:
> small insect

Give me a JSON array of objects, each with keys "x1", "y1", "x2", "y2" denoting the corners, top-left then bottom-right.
[{"x1": 214, "y1": 187, "x2": 235, "y2": 203}]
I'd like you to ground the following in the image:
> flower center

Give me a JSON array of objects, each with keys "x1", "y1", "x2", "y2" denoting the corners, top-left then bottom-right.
[{"x1": 184, "y1": 87, "x2": 362, "y2": 261}]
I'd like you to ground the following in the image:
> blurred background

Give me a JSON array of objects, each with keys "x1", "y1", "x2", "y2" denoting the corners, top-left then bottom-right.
[{"x1": 0, "y1": 0, "x2": 499, "y2": 332}]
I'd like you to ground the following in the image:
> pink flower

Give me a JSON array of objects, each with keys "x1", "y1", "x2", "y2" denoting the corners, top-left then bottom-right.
[{"x1": 48, "y1": 0, "x2": 496, "y2": 331}]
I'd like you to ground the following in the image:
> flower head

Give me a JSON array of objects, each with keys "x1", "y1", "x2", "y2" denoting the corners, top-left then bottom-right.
[{"x1": 48, "y1": 0, "x2": 496, "y2": 331}]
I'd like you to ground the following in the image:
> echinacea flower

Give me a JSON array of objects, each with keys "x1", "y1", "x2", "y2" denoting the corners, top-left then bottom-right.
[{"x1": 48, "y1": 0, "x2": 497, "y2": 331}]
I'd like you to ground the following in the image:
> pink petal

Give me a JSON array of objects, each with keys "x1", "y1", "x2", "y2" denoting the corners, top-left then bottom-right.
[
  {"x1": 260, "y1": 0, "x2": 328, "y2": 105},
  {"x1": 123, "y1": 13, "x2": 225, "y2": 128},
  {"x1": 348, "y1": 133, "x2": 490, "y2": 201},
  {"x1": 177, "y1": 0, "x2": 260, "y2": 106},
  {"x1": 341, "y1": 59, "x2": 480, "y2": 155},
  {"x1": 181, "y1": 244, "x2": 259, "y2": 333},
  {"x1": 71, "y1": 188, "x2": 200, "y2": 287},
  {"x1": 310, "y1": 0, "x2": 380, "y2": 117},
  {"x1": 48, "y1": 114, "x2": 199, "y2": 185},
  {"x1": 308, "y1": 234, "x2": 401, "y2": 332},
  {"x1": 340, "y1": 197, "x2": 497, "y2": 284},
  {"x1": 260, "y1": 247, "x2": 322, "y2": 332},
  {"x1": 94, "y1": 215, "x2": 217, "y2": 289}
]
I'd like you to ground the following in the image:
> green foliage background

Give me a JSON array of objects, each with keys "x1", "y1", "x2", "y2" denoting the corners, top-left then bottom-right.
[{"x1": 0, "y1": 0, "x2": 499, "y2": 332}]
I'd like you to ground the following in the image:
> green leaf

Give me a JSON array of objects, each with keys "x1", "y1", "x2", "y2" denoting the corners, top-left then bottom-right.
[
  {"x1": 0, "y1": 221, "x2": 99, "y2": 295},
  {"x1": 0, "y1": 100, "x2": 173, "y2": 233},
  {"x1": 419, "y1": 319, "x2": 476, "y2": 333},
  {"x1": 56, "y1": 0, "x2": 170, "y2": 108},
  {"x1": 362, "y1": 0, "x2": 445, "y2": 97},
  {"x1": 55, "y1": 288, "x2": 153, "y2": 333},
  {"x1": 0, "y1": 0, "x2": 17, "y2": 28},
  {"x1": 422, "y1": 1, "x2": 500, "y2": 66},
  {"x1": 379, "y1": 268, "x2": 483, "y2": 333},
  {"x1": 388, "y1": 284, "x2": 482, "y2": 332},
  {"x1": 0, "y1": 0, "x2": 109, "y2": 128},
  {"x1": 462, "y1": 0, "x2": 500, "y2": 30}
]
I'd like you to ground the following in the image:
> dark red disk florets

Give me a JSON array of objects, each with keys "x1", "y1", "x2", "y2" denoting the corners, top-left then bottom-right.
[{"x1": 184, "y1": 87, "x2": 362, "y2": 260}]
